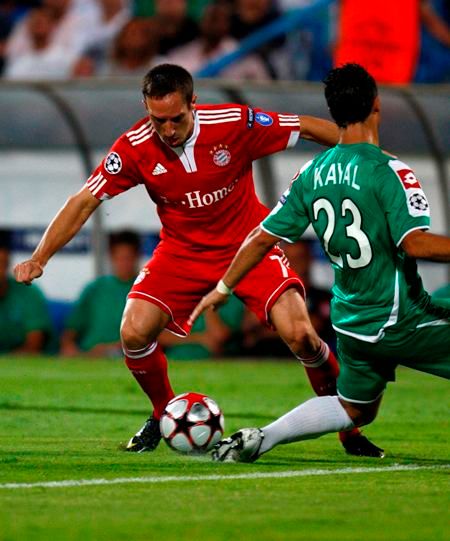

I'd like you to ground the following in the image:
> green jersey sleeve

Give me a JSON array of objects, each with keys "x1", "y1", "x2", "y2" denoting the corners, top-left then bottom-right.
[
  {"x1": 261, "y1": 165, "x2": 312, "y2": 243},
  {"x1": 23, "y1": 285, "x2": 52, "y2": 334},
  {"x1": 378, "y1": 158, "x2": 430, "y2": 246}
]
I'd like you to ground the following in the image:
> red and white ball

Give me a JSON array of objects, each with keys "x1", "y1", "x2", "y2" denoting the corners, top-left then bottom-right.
[{"x1": 160, "y1": 392, "x2": 224, "y2": 454}]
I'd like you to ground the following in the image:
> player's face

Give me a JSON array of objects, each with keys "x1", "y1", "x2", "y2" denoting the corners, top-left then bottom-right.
[
  {"x1": 110, "y1": 244, "x2": 139, "y2": 282},
  {"x1": 145, "y1": 92, "x2": 196, "y2": 148}
]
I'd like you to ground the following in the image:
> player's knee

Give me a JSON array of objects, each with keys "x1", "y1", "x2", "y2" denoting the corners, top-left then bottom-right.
[
  {"x1": 120, "y1": 319, "x2": 149, "y2": 350},
  {"x1": 281, "y1": 320, "x2": 318, "y2": 356},
  {"x1": 341, "y1": 400, "x2": 378, "y2": 427}
]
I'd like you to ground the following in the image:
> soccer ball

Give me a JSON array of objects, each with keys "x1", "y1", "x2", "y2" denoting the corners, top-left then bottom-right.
[{"x1": 160, "y1": 392, "x2": 224, "y2": 454}]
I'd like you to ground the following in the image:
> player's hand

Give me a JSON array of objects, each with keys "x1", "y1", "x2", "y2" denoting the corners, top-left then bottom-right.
[
  {"x1": 188, "y1": 289, "x2": 229, "y2": 327},
  {"x1": 14, "y1": 259, "x2": 44, "y2": 285}
]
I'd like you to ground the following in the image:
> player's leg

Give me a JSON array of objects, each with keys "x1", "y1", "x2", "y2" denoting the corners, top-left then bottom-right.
[
  {"x1": 398, "y1": 305, "x2": 450, "y2": 379},
  {"x1": 121, "y1": 298, "x2": 174, "y2": 452},
  {"x1": 269, "y1": 287, "x2": 383, "y2": 456},
  {"x1": 213, "y1": 394, "x2": 384, "y2": 463},
  {"x1": 235, "y1": 246, "x2": 383, "y2": 457},
  {"x1": 213, "y1": 339, "x2": 387, "y2": 463}
]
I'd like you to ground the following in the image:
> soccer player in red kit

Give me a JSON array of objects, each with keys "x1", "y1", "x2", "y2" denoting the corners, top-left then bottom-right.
[{"x1": 15, "y1": 64, "x2": 383, "y2": 457}]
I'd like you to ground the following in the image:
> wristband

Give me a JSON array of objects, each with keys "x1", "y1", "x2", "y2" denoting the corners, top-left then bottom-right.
[{"x1": 216, "y1": 279, "x2": 233, "y2": 295}]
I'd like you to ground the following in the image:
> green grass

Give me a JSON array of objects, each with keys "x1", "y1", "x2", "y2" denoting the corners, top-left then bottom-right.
[{"x1": 0, "y1": 357, "x2": 448, "y2": 541}]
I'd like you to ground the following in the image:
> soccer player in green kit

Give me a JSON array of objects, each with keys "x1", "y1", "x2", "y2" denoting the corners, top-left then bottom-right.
[{"x1": 190, "y1": 63, "x2": 450, "y2": 462}]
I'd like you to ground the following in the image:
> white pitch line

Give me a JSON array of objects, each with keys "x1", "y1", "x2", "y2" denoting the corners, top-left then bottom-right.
[{"x1": 0, "y1": 464, "x2": 448, "y2": 490}]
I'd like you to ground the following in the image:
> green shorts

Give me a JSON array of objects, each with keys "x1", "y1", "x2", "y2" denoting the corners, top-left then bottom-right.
[{"x1": 336, "y1": 302, "x2": 450, "y2": 403}]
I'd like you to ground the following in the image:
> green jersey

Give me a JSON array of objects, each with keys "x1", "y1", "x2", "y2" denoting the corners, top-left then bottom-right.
[
  {"x1": 67, "y1": 275, "x2": 134, "y2": 352},
  {"x1": 0, "y1": 278, "x2": 52, "y2": 353},
  {"x1": 262, "y1": 143, "x2": 431, "y2": 342}
]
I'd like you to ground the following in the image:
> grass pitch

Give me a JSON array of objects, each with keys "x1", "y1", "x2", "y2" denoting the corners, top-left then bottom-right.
[{"x1": 0, "y1": 357, "x2": 448, "y2": 541}]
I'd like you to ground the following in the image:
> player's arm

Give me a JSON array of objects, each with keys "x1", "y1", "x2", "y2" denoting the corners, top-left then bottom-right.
[
  {"x1": 189, "y1": 227, "x2": 279, "y2": 325},
  {"x1": 401, "y1": 229, "x2": 450, "y2": 262},
  {"x1": 298, "y1": 115, "x2": 339, "y2": 147},
  {"x1": 14, "y1": 187, "x2": 101, "y2": 284}
]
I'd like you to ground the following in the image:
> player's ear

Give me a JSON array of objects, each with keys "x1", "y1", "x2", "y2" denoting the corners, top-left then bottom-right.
[
  {"x1": 142, "y1": 97, "x2": 149, "y2": 113},
  {"x1": 191, "y1": 94, "x2": 197, "y2": 109},
  {"x1": 373, "y1": 95, "x2": 381, "y2": 114}
]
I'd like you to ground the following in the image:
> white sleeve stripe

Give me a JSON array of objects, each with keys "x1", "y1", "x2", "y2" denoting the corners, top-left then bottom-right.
[
  {"x1": 91, "y1": 178, "x2": 107, "y2": 196},
  {"x1": 260, "y1": 222, "x2": 295, "y2": 243},
  {"x1": 126, "y1": 121, "x2": 151, "y2": 136},
  {"x1": 396, "y1": 225, "x2": 430, "y2": 247},
  {"x1": 131, "y1": 133, "x2": 153, "y2": 146},
  {"x1": 86, "y1": 172, "x2": 102, "y2": 187},
  {"x1": 197, "y1": 112, "x2": 241, "y2": 119},
  {"x1": 286, "y1": 131, "x2": 300, "y2": 148},
  {"x1": 127, "y1": 128, "x2": 153, "y2": 142},
  {"x1": 87, "y1": 174, "x2": 104, "y2": 191}
]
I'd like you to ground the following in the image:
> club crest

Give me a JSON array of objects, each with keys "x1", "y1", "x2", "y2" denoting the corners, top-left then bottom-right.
[{"x1": 210, "y1": 144, "x2": 231, "y2": 167}]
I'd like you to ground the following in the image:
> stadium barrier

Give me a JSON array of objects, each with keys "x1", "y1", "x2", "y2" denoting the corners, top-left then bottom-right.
[{"x1": 0, "y1": 78, "x2": 449, "y2": 301}]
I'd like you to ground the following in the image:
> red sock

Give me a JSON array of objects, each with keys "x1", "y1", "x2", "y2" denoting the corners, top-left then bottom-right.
[
  {"x1": 124, "y1": 342, "x2": 175, "y2": 420},
  {"x1": 298, "y1": 341, "x2": 361, "y2": 440}
]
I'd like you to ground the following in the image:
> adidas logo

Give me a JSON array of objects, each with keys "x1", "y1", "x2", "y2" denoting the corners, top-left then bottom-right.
[{"x1": 152, "y1": 163, "x2": 167, "y2": 176}]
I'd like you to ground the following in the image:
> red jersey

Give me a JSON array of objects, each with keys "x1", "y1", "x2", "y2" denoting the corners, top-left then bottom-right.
[{"x1": 85, "y1": 104, "x2": 300, "y2": 254}]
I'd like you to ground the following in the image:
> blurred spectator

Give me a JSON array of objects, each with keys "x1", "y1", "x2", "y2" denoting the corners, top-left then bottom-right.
[
  {"x1": 134, "y1": 0, "x2": 210, "y2": 21},
  {"x1": 4, "y1": 6, "x2": 80, "y2": 79},
  {"x1": 159, "y1": 294, "x2": 246, "y2": 360},
  {"x1": 242, "y1": 240, "x2": 334, "y2": 357},
  {"x1": 5, "y1": 0, "x2": 100, "y2": 78},
  {"x1": 154, "y1": 0, "x2": 199, "y2": 55},
  {"x1": 60, "y1": 230, "x2": 141, "y2": 358},
  {"x1": 72, "y1": 0, "x2": 132, "y2": 77},
  {"x1": 0, "y1": 1, "x2": 41, "y2": 75},
  {"x1": 230, "y1": 0, "x2": 286, "y2": 79},
  {"x1": 335, "y1": 0, "x2": 450, "y2": 84},
  {"x1": 416, "y1": 0, "x2": 450, "y2": 82},
  {"x1": 168, "y1": 1, "x2": 270, "y2": 80},
  {"x1": 0, "y1": 230, "x2": 52, "y2": 354},
  {"x1": 97, "y1": 17, "x2": 162, "y2": 77}
]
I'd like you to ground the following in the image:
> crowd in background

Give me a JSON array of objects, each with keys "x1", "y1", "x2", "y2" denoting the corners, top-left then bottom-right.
[
  {"x1": 1, "y1": 225, "x2": 448, "y2": 358},
  {"x1": 0, "y1": 228, "x2": 337, "y2": 359},
  {"x1": 0, "y1": 0, "x2": 449, "y2": 83}
]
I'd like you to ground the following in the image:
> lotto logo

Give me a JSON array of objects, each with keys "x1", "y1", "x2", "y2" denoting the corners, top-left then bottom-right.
[
  {"x1": 105, "y1": 152, "x2": 122, "y2": 174},
  {"x1": 398, "y1": 169, "x2": 421, "y2": 189}
]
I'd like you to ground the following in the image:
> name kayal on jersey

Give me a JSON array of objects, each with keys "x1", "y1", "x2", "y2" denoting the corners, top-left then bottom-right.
[{"x1": 314, "y1": 163, "x2": 360, "y2": 191}]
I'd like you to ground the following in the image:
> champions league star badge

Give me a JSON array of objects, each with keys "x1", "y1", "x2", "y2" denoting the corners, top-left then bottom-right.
[
  {"x1": 210, "y1": 144, "x2": 231, "y2": 167},
  {"x1": 105, "y1": 152, "x2": 122, "y2": 174}
]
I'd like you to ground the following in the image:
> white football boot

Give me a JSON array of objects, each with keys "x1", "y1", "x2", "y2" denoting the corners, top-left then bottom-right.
[{"x1": 212, "y1": 428, "x2": 264, "y2": 463}]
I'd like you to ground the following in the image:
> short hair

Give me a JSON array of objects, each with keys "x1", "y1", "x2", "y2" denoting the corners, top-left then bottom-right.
[
  {"x1": 142, "y1": 64, "x2": 194, "y2": 104},
  {"x1": 323, "y1": 64, "x2": 378, "y2": 128},
  {"x1": 108, "y1": 230, "x2": 141, "y2": 252}
]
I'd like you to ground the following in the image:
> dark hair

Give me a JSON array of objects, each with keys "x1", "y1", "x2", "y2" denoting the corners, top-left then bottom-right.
[
  {"x1": 108, "y1": 230, "x2": 141, "y2": 252},
  {"x1": 142, "y1": 63, "x2": 193, "y2": 103},
  {"x1": 323, "y1": 64, "x2": 378, "y2": 128},
  {"x1": 0, "y1": 229, "x2": 11, "y2": 251}
]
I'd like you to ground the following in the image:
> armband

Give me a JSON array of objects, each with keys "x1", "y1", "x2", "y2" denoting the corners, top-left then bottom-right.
[{"x1": 216, "y1": 279, "x2": 233, "y2": 295}]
